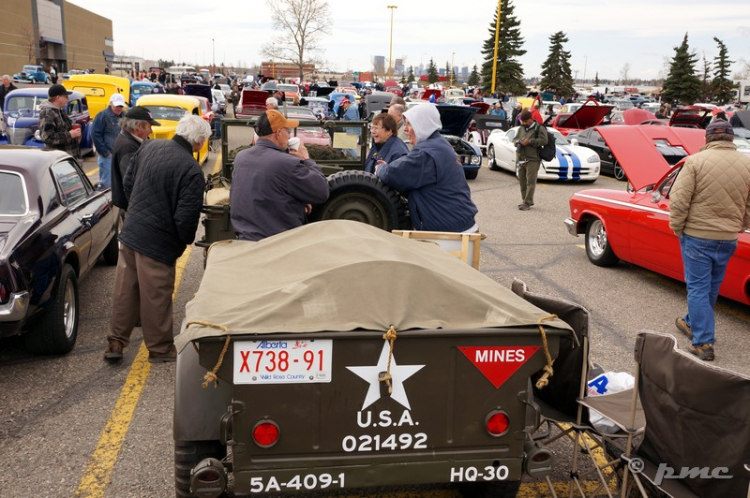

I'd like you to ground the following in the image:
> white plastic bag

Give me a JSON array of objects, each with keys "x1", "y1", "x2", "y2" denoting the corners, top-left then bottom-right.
[{"x1": 586, "y1": 372, "x2": 635, "y2": 434}]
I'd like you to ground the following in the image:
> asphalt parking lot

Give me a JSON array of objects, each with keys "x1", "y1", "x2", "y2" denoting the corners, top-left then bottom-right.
[{"x1": 1, "y1": 151, "x2": 749, "y2": 498}]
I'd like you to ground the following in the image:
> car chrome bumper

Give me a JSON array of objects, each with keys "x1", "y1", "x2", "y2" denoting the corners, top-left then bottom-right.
[
  {"x1": 564, "y1": 217, "x2": 578, "y2": 237},
  {"x1": 0, "y1": 291, "x2": 30, "y2": 321}
]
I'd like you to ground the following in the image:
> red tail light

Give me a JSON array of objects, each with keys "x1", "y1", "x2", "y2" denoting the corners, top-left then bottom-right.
[
  {"x1": 486, "y1": 411, "x2": 510, "y2": 437},
  {"x1": 252, "y1": 420, "x2": 280, "y2": 448},
  {"x1": 0, "y1": 283, "x2": 7, "y2": 304}
]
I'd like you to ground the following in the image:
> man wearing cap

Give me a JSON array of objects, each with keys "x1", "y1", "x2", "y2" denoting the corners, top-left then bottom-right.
[
  {"x1": 39, "y1": 84, "x2": 81, "y2": 158},
  {"x1": 111, "y1": 107, "x2": 160, "y2": 211},
  {"x1": 230, "y1": 110, "x2": 329, "y2": 241},
  {"x1": 670, "y1": 120, "x2": 750, "y2": 361},
  {"x1": 91, "y1": 93, "x2": 127, "y2": 188}
]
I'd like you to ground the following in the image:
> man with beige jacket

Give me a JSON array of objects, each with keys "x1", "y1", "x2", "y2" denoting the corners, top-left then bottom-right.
[{"x1": 669, "y1": 119, "x2": 750, "y2": 361}]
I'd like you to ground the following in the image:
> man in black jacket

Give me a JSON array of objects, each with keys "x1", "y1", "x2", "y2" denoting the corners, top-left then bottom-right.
[
  {"x1": 111, "y1": 107, "x2": 160, "y2": 211},
  {"x1": 104, "y1": 114, "x2": 211, "y2": 363},
  {"x1": 0, "y1": 75, "x2": 17, "y2": 111}
]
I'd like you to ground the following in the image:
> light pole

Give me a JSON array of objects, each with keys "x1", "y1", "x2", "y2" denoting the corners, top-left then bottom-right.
[
  {"x1": 583, "y1": 55, "x2": 588, "y2": 85},
  {"x1": 450, "y1": 52, "x2": 455, "y2": 86},
  {"x1": 490, "y1": 0, "x2": 503, "y2": 95},
  {"x1": 387, "y1": 5, "x2": 397, "y2": 79},
  {"x1": 212, "y1": 39, "x2": 215, "y2": 73}
]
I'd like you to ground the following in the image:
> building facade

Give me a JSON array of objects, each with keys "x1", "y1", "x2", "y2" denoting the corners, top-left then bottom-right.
[{"x1": 1, "y1": 0, "x2": 113, "y2": 76}]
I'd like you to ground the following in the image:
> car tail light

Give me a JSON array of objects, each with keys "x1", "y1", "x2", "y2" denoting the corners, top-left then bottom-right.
[
  {"x1": 485, "y1": 410, "x2": 509, "y2": 437},
  {"x1": 252, "y1": 420, "x2": 280, "y2": 448},
  {"x1": 0, "y1": 283, "x2": 7, "y2": 304}
]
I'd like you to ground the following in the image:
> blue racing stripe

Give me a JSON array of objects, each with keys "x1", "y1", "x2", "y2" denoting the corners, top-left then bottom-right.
[
  {"x1": 555, "y1": 148, "x2": 569, "y2": 179},
  {"x1": 558, "y1": 145, "x2": 582, "y2": 180}
]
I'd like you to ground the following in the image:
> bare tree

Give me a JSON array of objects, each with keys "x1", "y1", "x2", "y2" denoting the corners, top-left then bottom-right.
[
  {"x1": 620, "y1": 63, "x2": 631, "y2": 84},
  {"x1": 261, "y1": 0, "x2": 332, "y2": 81},
  {"x1": 18, "y1": 25, "x2": 37, "y2": 63}
]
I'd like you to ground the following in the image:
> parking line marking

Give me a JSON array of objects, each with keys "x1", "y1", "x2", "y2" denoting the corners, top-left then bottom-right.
[
  {"x1": 75, "y1": 247, "x2": 193, "y2": 497},
  {"x1": 213, "y1": 152, "x2": 222, "y2": 174},
  {"x1": 86, "y1": 167, "x2": 99, "y2": 178}
]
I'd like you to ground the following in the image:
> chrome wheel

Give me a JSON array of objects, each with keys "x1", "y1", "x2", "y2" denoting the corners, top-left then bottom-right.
[
  {"x1": 63, "y1": 277, "x2": 77, "y2": 340},
  {"x1": 587, "y1": 219, "x2": 607, "y2": 257},
  {"x1": 613, "y1": 161, "x2": 626, "y2": 181},
  {"x1": 488, "y1": 145, "x2": 497, "y2": 170}
]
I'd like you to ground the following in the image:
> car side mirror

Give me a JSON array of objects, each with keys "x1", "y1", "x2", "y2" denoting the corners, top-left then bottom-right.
[
  {"x1": 570, "y1": 138, "x2": 579, "y2": 146},
  {"x1": 652, "y1": 191, "x2": 662, "y2": 203}
]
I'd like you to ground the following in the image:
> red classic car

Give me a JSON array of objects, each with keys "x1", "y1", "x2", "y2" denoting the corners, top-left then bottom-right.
[
  {"x1": 549, "y1": 97, "x2": 614, "y2": 136},
  {"x1": 564, "y1": 125, "x2": 750, "y2": 306}
]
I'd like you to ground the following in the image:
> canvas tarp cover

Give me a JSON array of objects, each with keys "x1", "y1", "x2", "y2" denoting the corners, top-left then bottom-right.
[{"x1": 175, "y1": 220, "x2": 570, "y2": 351}]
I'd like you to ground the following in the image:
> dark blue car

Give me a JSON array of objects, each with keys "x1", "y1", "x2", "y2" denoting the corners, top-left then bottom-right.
[{"x1": 0, "y1": 88, "x2": 94, "y2": 155}]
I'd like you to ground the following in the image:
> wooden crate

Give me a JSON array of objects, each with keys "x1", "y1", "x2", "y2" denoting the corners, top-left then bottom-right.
[{"x1": 392, "y1": 230, "x2": 485, "y2": 270}]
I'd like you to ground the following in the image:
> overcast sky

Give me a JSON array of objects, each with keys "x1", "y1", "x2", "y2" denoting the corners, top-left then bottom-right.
[{"x1": 68, "y1": 0, "x2": 750, "y2": 81}]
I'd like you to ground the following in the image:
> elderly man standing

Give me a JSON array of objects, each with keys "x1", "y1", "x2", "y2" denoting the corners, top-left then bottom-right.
[
  {"x1": 0, "y1": 75, "x2": 17, "y2": 111},
  {"x1": 111, "y1": 107, "x2": 160, "y2": 211},
  {"x1": 265, "y1": 97, "x2": 279, "y2": 111},
  {"x1": 104, "y1": 115, "x2": 211, "y2": 363},
  {"x1": 230, "y1": 110, "x2": 329, "y2": 241},
  {"x1": 39, "y1": 84, "x2": 81, "y2": 158},
  {"x1": 91, "y1": 93, "x2": 126, "y2": 188},
  {"x1": 388, "y1": 104, "x2": 411, "y2": 148},
  {"x1": 670, "y1": 120, "x2": 750, "y2": 361}
]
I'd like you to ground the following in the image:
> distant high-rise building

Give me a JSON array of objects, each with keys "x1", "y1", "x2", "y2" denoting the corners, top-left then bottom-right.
[
  {"x1": 439, "y1": 68, "x2": 445, "y2": 76},
  {"x1": 462, "y1": 66, "x2": 469, "y2": 78},
  {"x1": 373, "y1": 55, "x2": 385, "y2": 76},
  {"x1": 395, "y1": 58, "x2": 404, "y2": 75}
]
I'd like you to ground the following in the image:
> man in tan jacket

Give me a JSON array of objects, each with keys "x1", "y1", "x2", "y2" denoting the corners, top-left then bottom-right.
[{"x1": 669, "y1": 119, "x2": 750, "y2": 361}]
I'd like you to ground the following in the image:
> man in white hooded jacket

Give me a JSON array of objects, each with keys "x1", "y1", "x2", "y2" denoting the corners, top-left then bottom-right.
[{"x1": 375, "y1": 103, "x2": 478, "y2": 232}]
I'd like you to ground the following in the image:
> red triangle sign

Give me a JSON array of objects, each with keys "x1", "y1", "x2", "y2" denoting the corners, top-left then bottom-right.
[{"x1": 459, "y1": 346, "x2": 540, "y2": 388}]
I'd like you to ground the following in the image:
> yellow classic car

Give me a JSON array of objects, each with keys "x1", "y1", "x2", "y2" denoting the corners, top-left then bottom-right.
[
  {"x1": 135, "y1": 94, "x2": 210, "y2": 165},
  {"x1": 63, "y1": 74, "x2": 131, "y2": 119}
]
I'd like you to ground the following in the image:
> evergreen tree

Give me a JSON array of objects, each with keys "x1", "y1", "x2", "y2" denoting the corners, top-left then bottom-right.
[
  {"x1": 712, "y1": 37, "x2": 735, "y2": 105},
  {"x1": 480, "y1": 0, "x2": 526, "y2": 95},
  {"x1": 538, "y1": 31, "x2": 574, "y2": 99},
  {"x1": 468, "y1": 64, "x2": 480, "y2": 86},
  {"x1": 594, "y1": 72, "x2": 600, "y2": 86},
  {"x1": 451, "y1": 67, "x2": 458, "y2": 85},
  {"x1": 700, "y1": 54, "x2": 713, "y2": 103},
  {"x1": 400, "y1": 72, "x2": 406, "y2": 84},
  {"x1": 661, "y1": 33, "x2": 702, "y2": 105},
  {"x1": 407, "y1": 66, "x2": 415, "y2": 84},
  {"x1": 427, "y1": 58, "x2": 439, "y2": 84}
]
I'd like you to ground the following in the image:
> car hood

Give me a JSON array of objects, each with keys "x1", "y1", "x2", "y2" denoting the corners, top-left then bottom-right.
[
  {"x1": 596, "y1": 125, "x2": 705, "y2": 191},
  {"x1": 669, "y1": 106, "x2": 711, "y2": 128},
  {"x1": 556, "y1": 102, "x2": 614, "y2": 131},
  {"x1": 622, "y1": 108, "x2": 656, "y2": 125},
  {"x1": 183, "y1": 84, "x2": 213, "y2": 103},
  {"x1": 436, "y1": 105, "x2": 477, "y2": 137},
  {"x1": 734, "y1": 110, "x2": 750, "y2": 129}
]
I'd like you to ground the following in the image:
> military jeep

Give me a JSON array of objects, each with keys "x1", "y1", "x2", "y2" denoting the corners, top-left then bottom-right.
[{"x1": 174, "y1": 220, "x2": 573, "y2": 497}]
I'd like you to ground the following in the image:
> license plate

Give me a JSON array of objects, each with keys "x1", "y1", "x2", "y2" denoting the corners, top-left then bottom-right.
[{"x1": 234, "y1": 339, "x2": 333, "y2": 384}]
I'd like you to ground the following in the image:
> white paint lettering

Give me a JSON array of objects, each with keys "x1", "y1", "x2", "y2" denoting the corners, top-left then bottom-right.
[
  {"x1": 378, "y1": 410, "x2": 392, "y2": 427},
  {"x1": 357, "y1": 411, "x2": 371, "y2": 428},
  {"x1": 397, "y1": 410, "x2": 415, "y2": 426}
]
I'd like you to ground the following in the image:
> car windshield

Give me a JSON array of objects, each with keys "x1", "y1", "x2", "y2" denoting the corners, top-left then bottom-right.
[
  {"x1": 5, "y1": 96, "x2": 43, "y2": 117},
  {"x1": 278, "y1": 85, "x2": 298, "y2": 93},
  {"x1": 132, "y1": 86, "x2": 152, "y2": 96},
  {"x1": 141, "y1": 105, "x2": 188, "y2": 121},
  {"x1": 547, "y1": 128, "x2": 570, "y2": 146},
  {"x1": 0, "y1": 171, "x2": 28, "y2": 215}
]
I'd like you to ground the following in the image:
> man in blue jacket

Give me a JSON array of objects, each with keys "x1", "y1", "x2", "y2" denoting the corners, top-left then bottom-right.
[
  {"x1": 230, "y1": 110, "x2": 329, "y2": 241},
  {"x1": 375, "y1": 103, "x2": 478, "y2": 232},
  {"x1": 91, "y1": 93, "x2": 126, "y2": 188}
]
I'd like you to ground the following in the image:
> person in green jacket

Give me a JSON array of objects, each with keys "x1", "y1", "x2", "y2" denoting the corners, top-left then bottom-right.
[{"x1": 513, "y1": 110, "x2": 548, "y2": 210}]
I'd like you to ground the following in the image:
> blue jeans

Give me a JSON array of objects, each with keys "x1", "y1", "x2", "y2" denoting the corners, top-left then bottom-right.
[
  {"x1": 679, "y1": 234, "x2": 737, "y2": 346},
  {"x1": 97, "y1": 154, "x2": 112, "y2": 188}
]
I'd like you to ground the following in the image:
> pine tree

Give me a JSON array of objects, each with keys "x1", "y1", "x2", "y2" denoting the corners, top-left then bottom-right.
[
  {"x1": 427, "y1": 58, "x2": 439, "y2": 84},
  {"x1": 407, "y1": 66, "x2": 415, "y2": 84},
  {"x1": 468, "y1": 64, "x2": 480, "y2": 86},
  {"x1": 712, "y1": 37, "x2": 735, "y2": 105},
  {"x1": 594, "y1": 72, "x2": 600, "y2": 87},
  {"x1": 700, "y1": 54, "x2": 713, "y2": 103},
  {"x1": 538, "y1": 31, "x2": 575, "y2": 99},
  {"x1": 661, "y1": 33, "x2": 702, "y2": 105},
  {"x1": 480, "y1": 0, "x2": 526, "y2": 95},
  {"x1": 451, "y1": 67, "x2": 458, "y2": 85}
]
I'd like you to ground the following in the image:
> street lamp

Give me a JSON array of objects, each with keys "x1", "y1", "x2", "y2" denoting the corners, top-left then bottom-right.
[
  {"x1": 583, "y1": 55, "x2": 588, "y2": 85},
  {"x1": 450, "y1": 52, "x2": 455, "y2": 86},
  {"x1": 387, "y1": 5, "x2": 397, "y2": 79},
  {"x1": 212, "y1": 38, "x2": 215, "y2": 73}
]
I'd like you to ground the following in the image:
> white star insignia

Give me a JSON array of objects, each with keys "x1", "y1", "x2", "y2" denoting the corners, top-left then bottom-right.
[{"x1": 347, "y1": 341, "x2": 425, "y2": 411}]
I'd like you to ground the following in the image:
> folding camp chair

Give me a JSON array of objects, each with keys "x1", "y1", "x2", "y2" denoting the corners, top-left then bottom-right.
[
  {"x1": 621, "y1": 331, "x2": 750, "y2": 498},
  {"x1": 511, "y1": 279, "x2": 645, "y2": 498}
]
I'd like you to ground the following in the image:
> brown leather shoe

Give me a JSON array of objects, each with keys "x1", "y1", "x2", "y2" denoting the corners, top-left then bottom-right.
[
  {"x1": 104, "y1": 340, "x2": 123, "y2": 361},
  {"x1": 148, "y1": 349, "x2": 177, "y2": 363}
]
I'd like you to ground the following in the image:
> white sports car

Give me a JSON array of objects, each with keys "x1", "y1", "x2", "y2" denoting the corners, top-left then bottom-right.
[{"x1": 487, "y1": 126, "x2": 601, "y2": 181}]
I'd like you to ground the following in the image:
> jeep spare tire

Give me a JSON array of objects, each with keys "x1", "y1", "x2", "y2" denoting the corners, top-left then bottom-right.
[{"x1": 310, "y1": 170, "x2": 409, "y2": 232}]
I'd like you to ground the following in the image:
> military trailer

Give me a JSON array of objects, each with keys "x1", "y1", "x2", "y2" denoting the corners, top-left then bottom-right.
[{"x1": 174, "y1": 220, "x2": 573, "y2": 497}]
